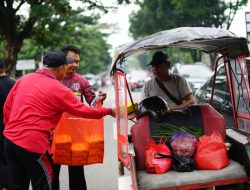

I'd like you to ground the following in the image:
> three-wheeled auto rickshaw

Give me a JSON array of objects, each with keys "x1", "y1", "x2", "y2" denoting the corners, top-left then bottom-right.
[{"x1": 109, "y1": 27, "x2": 250, "y2": 190}]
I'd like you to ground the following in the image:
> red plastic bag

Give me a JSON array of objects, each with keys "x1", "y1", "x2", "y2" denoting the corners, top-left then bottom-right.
[
  {"x1": 194, "y1": 130, "x2": 229, "y2": 170},
  {"x1": 144, "y1": 139, "x2": 172, "y2": 174},
  {"x1": 51, "y1": 102, "x2": 104, "y2": 166}
]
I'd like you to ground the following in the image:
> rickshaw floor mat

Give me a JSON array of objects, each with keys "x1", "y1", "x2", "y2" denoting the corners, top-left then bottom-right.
[{"x1": 136, "y1": 160, "x2": 247, "y2": 190}]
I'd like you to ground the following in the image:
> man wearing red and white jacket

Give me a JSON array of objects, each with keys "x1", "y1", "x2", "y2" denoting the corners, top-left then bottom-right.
[{"x1": 3, "y1": 49, "x2": 115, "y2": 190}]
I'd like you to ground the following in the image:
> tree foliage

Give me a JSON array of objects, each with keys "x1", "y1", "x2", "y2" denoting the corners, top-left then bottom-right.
[
  {"x1": 129, "y1": 0, "x2": 248, "y2": 65},
  {"x1": 130, "y1": 0, "x2": 248, "y2": 39},
  {"x1": 18, "y1": 11, "x2": 111, "y2": 75},
  {"x1": 0, "y1": 0, "x2": 130, "y2": 77}
]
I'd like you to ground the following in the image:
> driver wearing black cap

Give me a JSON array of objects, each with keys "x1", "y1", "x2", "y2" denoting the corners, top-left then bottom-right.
[
  {"x1": 3, "y1": 49, "x2": 116, "y2": 190},
  {"x1": 142, "y1": 51, "x2": 195, "y2": 111}
]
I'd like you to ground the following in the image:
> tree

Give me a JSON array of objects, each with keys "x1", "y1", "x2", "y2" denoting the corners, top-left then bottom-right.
[
  {"x1": 129, "y1": 0, "x2": 248, "y2": 67},
  {"x1": 129, "y1": 0, "x2": 176, "y2": 37},
  {"x1": 130, "y1": 0, "x2": 248, "y2": 38},
  {"x1": 0, "y1": 0, "x2": 131, "y2": 77},
  {"x1": 18, "y1": 12, "x2": 112, "y2": 75}
]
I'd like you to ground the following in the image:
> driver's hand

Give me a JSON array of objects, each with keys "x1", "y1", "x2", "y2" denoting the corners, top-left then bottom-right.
[{"x1": 128, "y1": 112, "x2": 136, "y2": 120}]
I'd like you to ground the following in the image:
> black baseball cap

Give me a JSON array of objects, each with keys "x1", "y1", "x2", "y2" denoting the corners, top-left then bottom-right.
[
  {"x1": 147, "y1": 51, "x2": 171, "y2": 66},
  {"x1": 43, "y1": 49, "x2": 74, "y2": 67}
]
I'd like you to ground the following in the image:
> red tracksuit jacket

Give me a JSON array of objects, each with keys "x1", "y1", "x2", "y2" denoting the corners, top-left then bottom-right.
[{"x1": 3, "y1": 69, "x2": 112, "y2": 154}]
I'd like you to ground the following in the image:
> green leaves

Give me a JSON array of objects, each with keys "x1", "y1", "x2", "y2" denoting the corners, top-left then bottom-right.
[
  {"x1": 0, "y1": 0, "x2": 129, "y2": 76},
  {"x1": 129, "y1": 0, "x2": 248, "y2": 39},
  {"x1": 154, "y1": 123, "x2": 204, "y2": 141},
  {"x1": 17, "y1": 1, "x2": 112, "y2": 74}
]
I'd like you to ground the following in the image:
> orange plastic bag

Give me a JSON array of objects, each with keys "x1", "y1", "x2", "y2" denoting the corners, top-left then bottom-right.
[
  {"x1": 51, "y1": 103, "x2": 104, "y2": 166},
  {"x1": 194, "y1": 130, "x2": 229, "y2": 170}
]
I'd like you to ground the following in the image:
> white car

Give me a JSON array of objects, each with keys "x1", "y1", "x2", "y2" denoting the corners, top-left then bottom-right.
[{"x1": 171, "y1": 63, "x2": 212, "y2": 92}]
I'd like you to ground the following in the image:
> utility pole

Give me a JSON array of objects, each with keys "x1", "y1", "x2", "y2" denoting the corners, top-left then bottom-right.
[
  {"x1": 245, "y1": 12, "x2": 250, "y2": 49},
  {"x1": 40, "y1": 45, "x2": 44, "y2": 68}
]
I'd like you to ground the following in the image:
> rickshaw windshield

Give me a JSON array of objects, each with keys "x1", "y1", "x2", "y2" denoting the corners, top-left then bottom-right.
[{"x1": 225, "y1": 57, "x2": 250, "y2": 133}]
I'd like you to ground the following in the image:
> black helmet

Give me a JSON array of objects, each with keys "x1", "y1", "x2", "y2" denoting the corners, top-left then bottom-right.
[{"x1": 137, "y1": 96, "x2": 169, "y2": 121}]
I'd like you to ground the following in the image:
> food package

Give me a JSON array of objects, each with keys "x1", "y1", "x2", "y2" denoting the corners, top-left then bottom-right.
[
  {"x1": 127, "y1": 102, "x2": 138, "y2": 114},
  {"x1": 170, "y1": 132, "x2": 197, "y2": 157},
  {"x1": 52, "y1": 102, "x2": 104, "y2": 165},
  {"x1": 71, "y1": 143, "x2": 89, "y2": 165}
]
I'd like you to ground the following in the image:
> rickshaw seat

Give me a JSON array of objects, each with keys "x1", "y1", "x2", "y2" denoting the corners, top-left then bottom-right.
[
  {"x1": 136, "y1": 159, "x2": 247, "y2": 189},
  {"x1": 131, "y1": 103, "x2": 226, "y2": 171}
]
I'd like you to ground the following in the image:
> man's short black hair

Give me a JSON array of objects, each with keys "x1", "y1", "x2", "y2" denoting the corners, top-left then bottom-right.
[
  {"x1": 61, "y1": 45, "x2": 81, "y2": 55},
  {"x1": 0, "y1": 60, "x2": 5, "y2": 69}
]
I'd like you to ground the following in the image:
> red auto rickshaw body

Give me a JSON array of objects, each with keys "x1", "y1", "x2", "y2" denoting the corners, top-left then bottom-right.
[{"x1": 110, "y1": 27, "x2": 250, "y2": 190}]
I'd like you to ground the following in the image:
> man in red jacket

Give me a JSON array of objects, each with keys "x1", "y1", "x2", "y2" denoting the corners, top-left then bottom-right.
[{"x1": 3, "y1": 49, "x2": 115, "y2": 190}]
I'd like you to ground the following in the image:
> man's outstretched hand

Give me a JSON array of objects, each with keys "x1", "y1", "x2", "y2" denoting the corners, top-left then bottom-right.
[{"x1": 111, "y1": 107, "x2": 116, "y2": 118}]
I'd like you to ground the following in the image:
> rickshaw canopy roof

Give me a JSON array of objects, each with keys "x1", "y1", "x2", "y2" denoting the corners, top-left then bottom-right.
[{"x1": 109, "y1": 27, "x2": 249, "y2": 75}]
